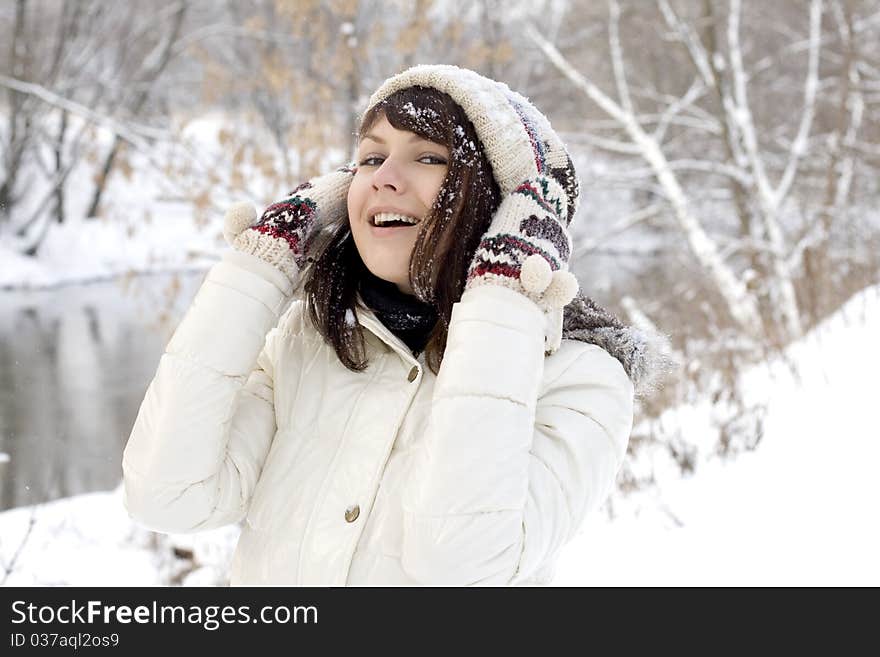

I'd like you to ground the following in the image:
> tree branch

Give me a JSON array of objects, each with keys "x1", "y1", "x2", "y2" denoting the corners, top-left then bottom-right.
[
  {"x1": 0, "y1": 74, "x2": 168, "y2": 149},
  {"x1": 776, "y1": 0, "x2": 823, "y2": 206},
  {"x1": 608, "y1": 0, "x2": 633, "y2": 115}
]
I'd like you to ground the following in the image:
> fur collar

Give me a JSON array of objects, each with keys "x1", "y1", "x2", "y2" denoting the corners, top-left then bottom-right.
[{"x1": 562, "y1": 291, "x2": 678, "y2": 399}]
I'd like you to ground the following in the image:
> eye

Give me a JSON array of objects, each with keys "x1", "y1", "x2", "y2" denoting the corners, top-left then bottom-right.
[{"x1": 358, "y1": 154, "x2": 448, "y2": 167}]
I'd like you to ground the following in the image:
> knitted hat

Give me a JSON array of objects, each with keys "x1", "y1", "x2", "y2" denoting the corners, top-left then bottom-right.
[
  {"x1": 363, "y1": 64, "x2": 580, "y2": 227},
  {"x1": 361, "y1": 65, "x2": 676, "y2": 396}
]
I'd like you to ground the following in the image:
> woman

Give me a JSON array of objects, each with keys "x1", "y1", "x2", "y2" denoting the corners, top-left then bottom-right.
[{"x1": 122, "y1": 64, "x2": 670, "y2": 585}]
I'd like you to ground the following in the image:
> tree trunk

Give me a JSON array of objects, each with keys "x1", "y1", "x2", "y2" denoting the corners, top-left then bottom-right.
[
  {"x1": 0, "y1": 0, "x2": 30, "y2": 228},
  {"x1": 53, "y1": 109, "x2": 68, "y2": 224}
]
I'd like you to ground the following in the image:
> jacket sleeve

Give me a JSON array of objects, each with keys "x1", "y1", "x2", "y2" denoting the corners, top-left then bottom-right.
[
  {"x1": 122, "y1": 250, "x2": 293, "y2": 534},
  {"x1": 400, "y1": 284, "x2": 634, "y2": 585}
]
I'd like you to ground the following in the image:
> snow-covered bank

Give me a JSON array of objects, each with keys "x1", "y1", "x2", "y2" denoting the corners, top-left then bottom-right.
[
  {"x1": 0, "y1": 111, "x2": 348, "y2": 290},
  {"x1": 0, "y1": 114, "x2": 226, "y2": 290},
  {"x1": 0, "y1": 485, "x2": 239, "y2": 586},
  {"x1": 2, "y1": 285, "x2": 878, "y2": 586},
  {"x1": 0, "y1": 211, "x2": 220, "y2": 290},
  {"x1": 557, "y1": 283, "x2": 880, "y2": 586}
]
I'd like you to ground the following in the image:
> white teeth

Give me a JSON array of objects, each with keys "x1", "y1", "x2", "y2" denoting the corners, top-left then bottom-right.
[{"x1": 372, "y1": 212, "x2": 419, "y2": 226}]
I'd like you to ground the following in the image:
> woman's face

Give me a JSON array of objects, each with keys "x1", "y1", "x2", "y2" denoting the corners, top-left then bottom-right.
[{"x1": 348, "y1": 114, "x2": 449, "y2": 296}]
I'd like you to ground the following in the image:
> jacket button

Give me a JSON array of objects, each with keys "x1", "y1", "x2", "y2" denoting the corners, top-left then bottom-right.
[
  {"x1": 344, "y1": 505, "x2": 360, "y2": 523},
  {"x1": 407, "y1": 366, "x2": 419, "y2": 382}
]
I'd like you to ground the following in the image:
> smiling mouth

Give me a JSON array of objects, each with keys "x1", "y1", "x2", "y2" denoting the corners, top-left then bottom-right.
[{"x1": 369, "y1": 212, "x2": 420, "y2": 227}]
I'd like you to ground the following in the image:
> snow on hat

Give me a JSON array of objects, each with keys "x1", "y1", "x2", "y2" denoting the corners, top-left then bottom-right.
[{"x1": 363, "y1": 64, "x2": 580, "y2": 226}]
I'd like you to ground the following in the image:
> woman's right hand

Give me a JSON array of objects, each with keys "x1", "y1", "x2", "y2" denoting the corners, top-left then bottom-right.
[{"x1": 223, "y1": 163, "x2": 356, "y2": 280}]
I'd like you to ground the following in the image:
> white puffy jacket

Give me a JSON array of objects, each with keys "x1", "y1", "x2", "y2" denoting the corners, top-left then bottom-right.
[{"x1": 122, "y1": 249, "x2": 635, "y2": 585}]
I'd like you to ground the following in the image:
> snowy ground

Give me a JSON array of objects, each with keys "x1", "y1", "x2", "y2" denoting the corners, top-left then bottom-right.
[
  {"x1": 557, "y1": 283, "x2": 880, "y2": 586},
  {"x1": 2, "y1": 283, "x2": 877, "y2": 586}
]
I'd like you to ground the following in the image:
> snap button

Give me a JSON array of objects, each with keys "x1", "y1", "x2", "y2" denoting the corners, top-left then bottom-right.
[
  {"x1": 407, "y1": 366, "x2": 419, "y2": 382},
  {"x1": 344, "y1": 505, "x2": 360, "y2": 523}
]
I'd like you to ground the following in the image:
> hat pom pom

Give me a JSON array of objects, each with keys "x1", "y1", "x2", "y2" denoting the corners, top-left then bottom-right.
[
  {"x1": 543, "y1": 270, "x2": 579, "y2": 308},
  {"x1": 521, "y1": 254, "x2": 553, "y2": 294},
  {"x1": 224, "y1": 202, "x2": 257, "y2": 245}
]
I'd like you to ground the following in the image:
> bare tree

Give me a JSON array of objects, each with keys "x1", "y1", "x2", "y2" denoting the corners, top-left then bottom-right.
[
  {"x1": 87, "y1": 1, "x2": 189, "y2": 219},
  {"x1": 0, "y1": 0, "x2": 34, "y2": 232},
  {"x1": 526, "y1": 7, "x2": 767, "y2": 341},
  {"x1": 0, "y1": 1, "x2": 191, "y2": 254},
  {"x1": 801, "y1": 0, "x2": 868, "y2": 323},
  {"x1": 521, "y1": 0, "x2": 868, "y2": 349}
]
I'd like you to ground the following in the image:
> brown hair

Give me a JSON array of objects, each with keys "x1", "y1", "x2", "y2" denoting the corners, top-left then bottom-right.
[{"x1": 294, "y1": 86, "x2": 502, "y2": 375}]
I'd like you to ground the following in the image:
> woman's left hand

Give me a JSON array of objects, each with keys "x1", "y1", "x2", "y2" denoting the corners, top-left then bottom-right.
[{"x1": 463, "y1": 173, "x2": 579, "y2": 314}]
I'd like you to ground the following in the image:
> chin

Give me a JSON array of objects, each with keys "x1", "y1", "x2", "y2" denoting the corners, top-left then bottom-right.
[{"x1": 366, "y1": 262, "x2": 408, "y2": 288}]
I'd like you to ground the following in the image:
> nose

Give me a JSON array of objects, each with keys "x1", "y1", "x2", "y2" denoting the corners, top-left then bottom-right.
[{"x1": 371, "y1": 158, "x2": 406, "y2": 193}]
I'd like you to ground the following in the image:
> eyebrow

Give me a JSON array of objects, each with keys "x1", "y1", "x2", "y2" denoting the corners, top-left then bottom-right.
[{"x1": 362, "y1": 132, "x2": 435, "y2": 145}]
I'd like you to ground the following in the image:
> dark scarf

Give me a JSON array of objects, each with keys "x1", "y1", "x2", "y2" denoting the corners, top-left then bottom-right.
[{"x1": 358, "y1": 269, "x2": 438, "y2": 355}]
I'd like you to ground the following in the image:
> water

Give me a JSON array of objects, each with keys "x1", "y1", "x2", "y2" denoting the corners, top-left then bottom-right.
[{"x1": 0, "y1": 270, "x2": 206, "y2": 511}]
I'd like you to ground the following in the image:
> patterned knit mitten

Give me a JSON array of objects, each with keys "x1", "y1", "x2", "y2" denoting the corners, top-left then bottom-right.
[
  {"x1": 223, "y1": 164, "x2": 356, "y2": 281},
  {"x1": 464, "y1": 174, "x2": 579, "y2": 354}
]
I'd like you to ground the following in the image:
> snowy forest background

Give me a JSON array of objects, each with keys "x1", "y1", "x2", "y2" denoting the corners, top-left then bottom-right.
[{"x1": 1, "y1": 0, "x2": 878, "y2": 585}]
